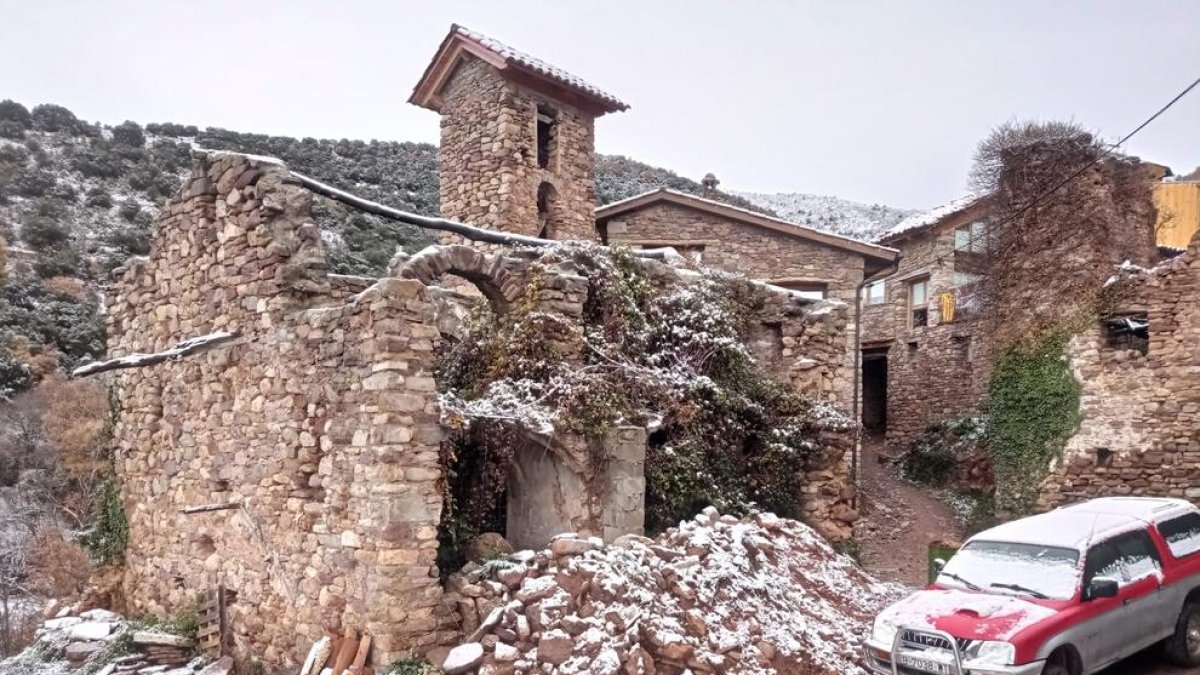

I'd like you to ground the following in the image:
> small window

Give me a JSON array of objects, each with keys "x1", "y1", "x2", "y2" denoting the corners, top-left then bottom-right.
[
  {"x1": 1095, "y1": 447, "x2": 1113, "y2": 467},
  {"x1": 954, "y1": 221, "x2": 989, "y2": 253},
  {"x1": 1104, "y1": 313, "x2": 1149, "y2": 355},
  {"x1": 672, "y1": 241, "x2": 705, "y2": 263},
  {"x1": 536, "y1": 104, "x2": 557, "y2": 169},
  {"x1": 776, "y1": 280, "x2": 827, "y2": 300},
  {"x1": 862, "y1": 280, "x2": 886, "y2": 305},
  {"x1": 633, "y1": 243, "x2": 703, "y2": 264},
  {"x1": 908, "y1": 279, "x2": 928, "y2": 328},
  {"x1": 1159, "y1": 512, "x2": 1200, "y2": 558}
]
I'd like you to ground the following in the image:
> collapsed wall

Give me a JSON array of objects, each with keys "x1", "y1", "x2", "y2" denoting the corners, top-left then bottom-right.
[
  {"x1": 1039, "y1": 234, "x2": 1200, "y2": 508},
  {"x1": 107, "y1": 153, "x2": 450, "y2": 665},
  {"x1": 103, "y1": 152, "x2": 860, "y2": 670}
]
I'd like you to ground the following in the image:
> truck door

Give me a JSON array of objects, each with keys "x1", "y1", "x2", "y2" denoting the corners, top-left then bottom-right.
[
  {"x1": 1111, "y1": 529, "x2": 1171, "y2": 645},
  {"x1": 1080, "y1": 531, "x2": 1169, "y2": 666},
  {"x1": 1077, "y1": 538, "x2": 1127, "y2": 670}
]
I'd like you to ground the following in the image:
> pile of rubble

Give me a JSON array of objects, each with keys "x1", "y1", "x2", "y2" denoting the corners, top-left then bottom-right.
[
  {"x1": 438, "y1": 508, "x2": 904, "y2": 675},
  {"x1": 0, "y1": 607, "x2": 230, "y2": 675}
]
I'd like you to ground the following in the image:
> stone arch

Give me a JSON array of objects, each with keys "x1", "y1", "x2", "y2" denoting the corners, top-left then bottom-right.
[{"x1": 391, "y1": 245, "x2": 517, "y2": 313}]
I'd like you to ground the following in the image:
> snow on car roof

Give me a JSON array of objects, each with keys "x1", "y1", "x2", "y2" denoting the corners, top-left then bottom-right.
[{"x1": 970, "y1": 497, "x2": 1195, "y2": 551}]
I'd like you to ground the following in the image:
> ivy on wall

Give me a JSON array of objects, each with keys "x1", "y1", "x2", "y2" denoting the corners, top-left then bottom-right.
[
  {"x1": 77, "y1": 479, "x2": 128, "y2": 565},
  {"x1": 435, "y1": 244, "x2": 849, "y2": 558},
  {"x1": 985, "y1": 333, "x2": 1081, "y2": 514}
]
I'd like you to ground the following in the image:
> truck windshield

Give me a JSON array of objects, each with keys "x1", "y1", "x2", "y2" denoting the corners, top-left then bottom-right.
[{"x1": 937, "y1": 540, "x2": 1081, "y2": 601}]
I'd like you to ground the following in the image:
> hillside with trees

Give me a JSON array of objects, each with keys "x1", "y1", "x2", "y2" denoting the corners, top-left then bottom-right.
[{"x1": 0, "y1": 98, "x2": 906, "y2": 399}]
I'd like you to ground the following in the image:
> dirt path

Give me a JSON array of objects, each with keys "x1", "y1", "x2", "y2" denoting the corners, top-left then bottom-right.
[{"x1": 854, "y1": 434, "x2": 964, "y2": 586}]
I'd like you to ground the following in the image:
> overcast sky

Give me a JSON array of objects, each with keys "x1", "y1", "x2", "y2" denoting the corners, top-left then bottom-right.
[{"x1": 2, "y1": 0, "x2": 1198, "y2": 209}]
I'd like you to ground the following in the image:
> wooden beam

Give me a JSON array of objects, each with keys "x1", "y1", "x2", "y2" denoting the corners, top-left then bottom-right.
[
  {"x1": 291, "y1": 172, "x2": 676, "y2": 260},
  {"x1": 72, "y1": 332, "x2": 240, "y2": 378},
  {"x1": 330, "y1": 628, "x2": 358, "y2": 675},
  {"x1": 350, "y1": 635, "x2": 371, "y2": 675},
  {"x1": 181, "y1": 502, "x2": 242, "y2": 515}
]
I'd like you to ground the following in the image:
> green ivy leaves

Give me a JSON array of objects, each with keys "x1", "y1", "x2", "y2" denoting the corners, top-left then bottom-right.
[{"x1": 986, "y1": 334, "x2": 1081, "y2": 514}]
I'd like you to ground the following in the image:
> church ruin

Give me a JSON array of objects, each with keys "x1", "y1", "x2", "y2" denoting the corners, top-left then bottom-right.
[{"x1": 96, "y1": 25, "x2": 868, "y2": 669}]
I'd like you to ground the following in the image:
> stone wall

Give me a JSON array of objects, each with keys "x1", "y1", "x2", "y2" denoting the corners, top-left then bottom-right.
[
  {"x1": 437, "y1": 57, "x2": 597, "y2": 241},
  {"x1": 603, "y1": 201, "x2": 866, "y2": 303},
  {"x1": 104, "y1": 152, "x2": 860, "y2": 670},
  {"x1": 1038, "y1": 235, "x2": 1200, "y2": 508},
  {"x1": 603, "y1": 201, "x2": 863, "y2": 416},
  {"x1": 107, "y1": 153, "x2": 449, "y2": 667}
]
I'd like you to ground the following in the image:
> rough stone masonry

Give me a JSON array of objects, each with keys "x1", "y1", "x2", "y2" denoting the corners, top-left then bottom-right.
[{"x1": 102, "y1": 152, "x2": 859, "y2": 670}]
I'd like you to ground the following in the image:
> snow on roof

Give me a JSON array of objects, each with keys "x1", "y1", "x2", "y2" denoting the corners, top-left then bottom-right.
[
  {"x1": 597, "y1": 188, "x2": 898, "y2": 261},
  {"x1": 970, "y1": 497, "x2": 1194, "y2": 551},
  {"x1": 452, "y1": 25, "x2": 627, "y2": 112},
  {"x1": 880, "y1": 194, "x2": 985, "y2": 242}
]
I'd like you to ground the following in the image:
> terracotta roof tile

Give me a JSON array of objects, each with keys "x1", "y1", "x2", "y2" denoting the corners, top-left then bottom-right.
[{"x1": 453, "y1": 25, "x2": 628, "y2": 112}]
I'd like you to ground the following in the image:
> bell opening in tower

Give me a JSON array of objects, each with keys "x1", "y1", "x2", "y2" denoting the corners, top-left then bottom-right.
[{"x1": 536, "y1": 104, "x2": 557, "y2": 170}]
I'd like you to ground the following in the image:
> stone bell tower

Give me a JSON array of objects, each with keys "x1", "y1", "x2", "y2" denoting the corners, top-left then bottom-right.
[{"x1": 410, "y1": 24, "x2": 628, "y2": 241}]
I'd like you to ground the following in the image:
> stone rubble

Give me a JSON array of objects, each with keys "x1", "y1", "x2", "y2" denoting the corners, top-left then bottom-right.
[
  {"x1": 0, "y1": 607, "x2": 225, "y2": 675},
  {"x1": 437, "y1": 508, "x2": 905, "y2": 675}
]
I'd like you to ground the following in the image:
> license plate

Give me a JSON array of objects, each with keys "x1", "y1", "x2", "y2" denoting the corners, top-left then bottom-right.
[{"x1": 896, "y1": 653, "x2": 952, "y2": 674}]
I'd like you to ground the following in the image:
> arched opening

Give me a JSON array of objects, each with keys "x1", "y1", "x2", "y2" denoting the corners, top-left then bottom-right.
[
  {"x1": 392, "y1": 245, "x2": 514, "y2": 315},
  {"x1": 537, "y1": 181, "x2": 558, "y2": 239}
]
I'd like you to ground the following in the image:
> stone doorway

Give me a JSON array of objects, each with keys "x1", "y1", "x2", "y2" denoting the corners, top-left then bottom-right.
[{"x1": 861, "y1": 347, "x2": 888, "y2": 434}]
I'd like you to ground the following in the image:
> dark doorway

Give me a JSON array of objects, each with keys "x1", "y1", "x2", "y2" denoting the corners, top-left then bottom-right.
[{"x1": 862, "y1": 347, "x2": 888, "y2": 434}]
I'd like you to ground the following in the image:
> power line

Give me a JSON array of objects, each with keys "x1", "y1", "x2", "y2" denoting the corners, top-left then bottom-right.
[{"x1": 926, "y1": 73, "x2": 1200, "y2": 264}]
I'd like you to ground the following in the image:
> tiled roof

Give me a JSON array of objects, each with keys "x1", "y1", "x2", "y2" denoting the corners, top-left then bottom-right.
[
  {"x1": 453, "y1": 26, "x2": 627, "y2": 112},
  {"x1": 410, "y1": 24, "x2": 628, "y2": 115}
]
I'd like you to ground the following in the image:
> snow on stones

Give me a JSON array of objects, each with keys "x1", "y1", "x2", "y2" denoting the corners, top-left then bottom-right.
[
  {"x1": 439, "y1": 508, "x2": 905, "y2": 674},
  {"x1": 0, "y1": 607, "x2": 212, "y2": 675}
]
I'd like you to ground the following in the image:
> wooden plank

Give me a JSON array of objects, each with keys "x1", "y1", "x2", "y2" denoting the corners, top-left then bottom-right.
[
  {"x1": 330, "y1": 628, "x2": 357, "y2": 675},
  {"x1": 350, "y1": 635, "x2": 371, "y2": 675},
  {"x1": 322, "y1": 635, "x2": 343, "y2": 670}
]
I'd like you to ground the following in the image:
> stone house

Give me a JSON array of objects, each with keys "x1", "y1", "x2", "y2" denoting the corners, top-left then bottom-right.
[
  {"x1": 96, "y1": 24, "x2": 866, "y2": 671},
  {"x1": 858, "y1": 148, "x2": 1200, "y2": 515},
  {"x1": 595, "y1": 188, "x2": 898, "y2": 305},
  {"x1": 858, "y1": 195, "x2": 994, "y2": 446}
]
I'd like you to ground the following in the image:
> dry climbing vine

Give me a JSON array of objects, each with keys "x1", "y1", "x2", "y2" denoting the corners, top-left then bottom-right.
[
  {"x1": 968, "y1": 121, "x2": 1156, "y2": 513},
  {"x1": 435, "y1": 243, "x2": 849, "y2": 565}
]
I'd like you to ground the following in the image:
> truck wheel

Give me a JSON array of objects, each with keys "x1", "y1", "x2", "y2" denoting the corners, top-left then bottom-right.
[
  {"x1": 1164, "y1": 601, "x2": 1200, "y2": 667},
  {"x1": 1041, "y1": 648, "x2": 1074, "y2": 675}
]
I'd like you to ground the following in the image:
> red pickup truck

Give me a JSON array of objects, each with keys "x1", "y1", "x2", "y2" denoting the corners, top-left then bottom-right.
[{"x1": 864, "y1": 497, "x2": 1200, "y2": 675}]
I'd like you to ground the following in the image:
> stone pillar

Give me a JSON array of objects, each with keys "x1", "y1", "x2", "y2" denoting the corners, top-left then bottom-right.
[{"x1": 601, "y1": 426, "x2": 647, "y2": 541}]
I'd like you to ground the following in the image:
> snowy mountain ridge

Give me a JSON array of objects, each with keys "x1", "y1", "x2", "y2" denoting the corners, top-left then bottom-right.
[{"x1": 734, "y1": 190, "x2": 916, "y2": 243}]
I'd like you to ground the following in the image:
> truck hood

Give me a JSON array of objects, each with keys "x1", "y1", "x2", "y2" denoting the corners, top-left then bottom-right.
[{"x1": 877, "y1": 588, "x2": 1059, "y2": 642}]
